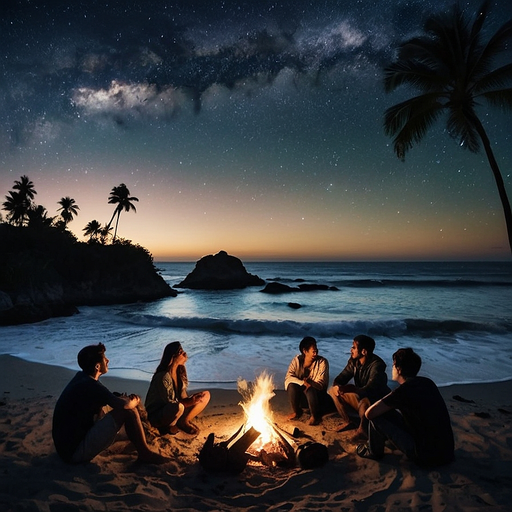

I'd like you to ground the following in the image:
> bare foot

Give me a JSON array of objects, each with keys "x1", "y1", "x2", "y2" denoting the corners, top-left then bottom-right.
[
  {"x1": 308, "y1": 416, "x2": 321, "y2": 426},
  {"x1": 158, "y1": 424, "x2": 179, "y2": 436},
  {"x1": 287, "y1": 412, "x2": 302, "y2": 421},
  {"x1": 335, "y1": 421, "x2": 352, "y2": 433},
  {"x1": 179, "y1": 421, "x2": 199, "y2": 436},
  {"x1": 137, "y1": 451, "x2": 170, "y2": 465}
]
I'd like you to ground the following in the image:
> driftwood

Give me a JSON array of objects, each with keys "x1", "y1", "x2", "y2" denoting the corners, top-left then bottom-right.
[{"x1": 198, "y1": 424, "x2": 261, "y2": 474}]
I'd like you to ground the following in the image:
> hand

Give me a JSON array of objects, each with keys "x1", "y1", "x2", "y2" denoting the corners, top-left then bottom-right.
[
  {"x1": 192, "y1": 392, "x2": 206, "y2": 403},
  {"x1": 338, "y1": 384, "x2": 357, "y2": 395}
]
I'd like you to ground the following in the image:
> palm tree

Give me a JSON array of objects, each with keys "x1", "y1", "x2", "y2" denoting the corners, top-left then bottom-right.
[
  {"x1": 106, "y1": 183, "x2": 139, "y2": 241},
  {"x1": 383, "y1": 1, "x2": 512, "y2": 254},
  {"x1": 2, "y1": 175, "x2": 37, "y2": 226},
  {"x1": 83, "y1": 220, "x2": 102, "y2": 242},
  {"x1": 13, "y1": 175, "x2": 37, "y2": 202},
  {"x1": 100, "y1": 224, "x2": 113, "y2": 244},
  {"x1": 2, "y1": 190, "x2": 29, "y2": 226},
  {"x1": 57, "y1": 196, "x2": 80, "y2": 226},
  {"x1": 27, "y1": 205, "x2": 54, "y2": 228}
]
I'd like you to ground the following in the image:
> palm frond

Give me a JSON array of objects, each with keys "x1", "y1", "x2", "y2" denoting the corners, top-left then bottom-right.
[
  {"x1": 473, "y1": 63, "x2": 512, "y2": 93},
  {"x1": 470, "y1": 19, "x2": 512, "y2": 80},
  {"x1": 478, "y1": 88, "x2": 512, "y2": 109},
  {"x1": 384, "y1": 60, "x2": 448, "y2": 93},
  {"x1": 384, "y1": 94, "x2": 444, "y2": 159},
  {"x1": 384, "y1": 93, "x2": 445, "y2": 135},
  {"x1": 446, "y1": 107, "x2": 480, "y2": 153},
  {"x1": 424, "y1": 6, "x2": 467, "y2": 70}
]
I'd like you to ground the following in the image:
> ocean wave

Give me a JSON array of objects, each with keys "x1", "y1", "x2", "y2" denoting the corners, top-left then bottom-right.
[
  {"x1": 340, "y1": 278, "x2": 512, "y2": 288},
  {"x1": 120, "y1": 312, "x2": 511, "y2": 338},
  {"x1": 262, "y1": 276, "x2": 512, "y2": 289}
]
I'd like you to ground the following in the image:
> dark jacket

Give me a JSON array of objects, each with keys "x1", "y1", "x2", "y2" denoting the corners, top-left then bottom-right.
[{"x1": 333, "y1": 353, "x2": 390, "y2": 403}]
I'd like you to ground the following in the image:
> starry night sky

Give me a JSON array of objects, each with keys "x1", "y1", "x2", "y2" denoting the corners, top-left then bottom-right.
[{"x1": 1, "y1": 0, "x2": 511, "y2": 261}]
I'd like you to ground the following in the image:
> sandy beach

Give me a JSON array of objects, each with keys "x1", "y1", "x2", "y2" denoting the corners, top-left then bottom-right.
[{"x1": 1, "y1": 354, "x2": 511, "y2": 511}]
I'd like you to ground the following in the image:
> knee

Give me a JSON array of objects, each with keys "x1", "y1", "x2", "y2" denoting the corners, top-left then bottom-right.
[
  {"x1": 328, "y1": 386, "x2": 338, "y2": 399},
  {"x1": 358, "y1": 398, "x2": 371, "y2": 414},
  {"x1": 287, "y1": 383, "x2": 300, "y2": 394},
  {"x1": 202, "y1": 390, "x2": 211, "y2": 404},
  {"x1": 114, "y1": 406, "x2": 139, "y2": 426}
]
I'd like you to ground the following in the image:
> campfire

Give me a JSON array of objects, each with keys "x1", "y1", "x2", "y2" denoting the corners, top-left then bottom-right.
[
  {"x1": 199, "y1": 372, "x2": 328, "y2": 473},
  {"x1": 238, "y1": 372, "x2": 296, "y2": 467}
]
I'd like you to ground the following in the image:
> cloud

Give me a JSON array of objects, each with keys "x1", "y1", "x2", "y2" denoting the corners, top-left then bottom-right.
[{"x1": 72, "y1": 80, "x2": 185, "y2": 121}]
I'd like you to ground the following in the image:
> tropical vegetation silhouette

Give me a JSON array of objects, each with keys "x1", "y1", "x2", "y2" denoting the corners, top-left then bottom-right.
[
  {"x1": 383, "y1": 0, "x2": 512, "y2": 254},
  {"x1": 1, "y1": 176, "x2": 138, "y2": 246},
  {"x1": 57, "y1": 196, "x2": 80, "y2": 228},
  {"x1": 106, "y1": 183, "x2": 139, "y2": 242},
  {"x1": 0, "y1": 177, "x2": 173, "y2": 325}
]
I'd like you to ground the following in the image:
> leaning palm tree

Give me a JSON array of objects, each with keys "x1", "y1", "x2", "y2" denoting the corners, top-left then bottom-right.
[
  {"x1": 57, "y1": 196, "x2": 80, "y2": 226},
  {"x1": 83, "y1": 219, "x2": 102, "y2": 242},
  {"x1": 383, "y1": 0, "x2": 512, "y2": 254},
  {"x1": 106, "y1": 183, "x2": 139, "y2": 241}
]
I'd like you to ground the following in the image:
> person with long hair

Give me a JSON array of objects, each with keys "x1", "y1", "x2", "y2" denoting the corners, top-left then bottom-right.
[{"x1": 145, "y1": 342, "x2": 210, "y2": 436}]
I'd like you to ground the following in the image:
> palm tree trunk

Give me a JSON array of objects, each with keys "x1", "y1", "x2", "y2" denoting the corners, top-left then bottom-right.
[
  {"x1": 473, "y1": 116, "x2": 512, "y2": 256},
  {"x1": 107, "y1": 209, "x2": 117, "y2": 231},
  {"x1": 113, "y1": 210, "x2": 121, "y2": 241}
]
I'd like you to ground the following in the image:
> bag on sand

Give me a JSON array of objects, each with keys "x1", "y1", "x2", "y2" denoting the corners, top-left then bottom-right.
[{"x1": 295, "y1": 441, "x2": 329, "y2": 469}]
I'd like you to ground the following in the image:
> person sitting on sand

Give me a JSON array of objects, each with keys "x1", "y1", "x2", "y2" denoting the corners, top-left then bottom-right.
[
  {"x1": 328, "y1": 334, "x2": 390, "y2": 441},
  {"x1": 52, "y1": 343, "x2": 168, "y2": 465},
  {"x1": 358, "y1": 347, "x2": 454, "y2": 466},
  {"x1": 285, "y1": 336, "x2": 332, "y2": 426},
  {"x1": 145, "y1": 341, "x2": 210, "y2": 436}
]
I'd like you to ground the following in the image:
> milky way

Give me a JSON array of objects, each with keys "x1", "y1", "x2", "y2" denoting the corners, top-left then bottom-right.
[{"x1": 1, "y1": 0, "x2": 511, "y2": 261}]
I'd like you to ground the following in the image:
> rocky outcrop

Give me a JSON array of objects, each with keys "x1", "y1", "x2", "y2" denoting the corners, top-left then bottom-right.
[
  {"x1": 176, "y1": 250, "x2": 265, "y2": 290},
  {"x1": 260, "y1": 282, "x2": 339, "y2": 294},
  {"x1": 0, "y1": 224, "x2": 176, "y2": 325}
]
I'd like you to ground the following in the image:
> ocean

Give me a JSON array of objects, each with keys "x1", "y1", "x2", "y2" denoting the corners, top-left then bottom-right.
[{"x1": 1, "y1": 261, "x2": 511, "y2": 390}]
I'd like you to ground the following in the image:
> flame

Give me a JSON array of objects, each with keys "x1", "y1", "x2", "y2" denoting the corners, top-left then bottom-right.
[{"x1": 238, "y1": 371, "x2": 280, "y2": 451}]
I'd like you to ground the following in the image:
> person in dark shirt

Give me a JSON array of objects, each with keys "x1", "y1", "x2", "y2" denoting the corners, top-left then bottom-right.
[
  {"x1": 328, "y1": 334, "x2": 390, "y2": 441},
  {"x1": 359, "y1": 347, "x2": 454, "y2": 467},
  {"x1": 52, "y1": 343, "x2": 168, "y2": 464}
]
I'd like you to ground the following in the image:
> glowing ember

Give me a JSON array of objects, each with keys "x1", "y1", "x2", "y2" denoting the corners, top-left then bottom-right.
[{"x1": 238, "y1": 372, "x2": 281, "y2": 453}]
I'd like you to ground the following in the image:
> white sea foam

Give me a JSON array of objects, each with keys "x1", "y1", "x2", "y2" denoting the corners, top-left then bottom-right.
[{"x1": 1, "y1": 261, "x2": 511, "y2": 389}]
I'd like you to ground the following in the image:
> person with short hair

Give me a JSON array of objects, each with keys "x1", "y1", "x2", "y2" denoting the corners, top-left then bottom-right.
[
  {"x1": 328, "y1": 334, "x2": 390, "y2": 440},
  {"x1": 52, "y1": 343, "x2": 168, "y2": 465},
  {"x1": 285, "y1": 336, "x2": 332, "y2": 426},
  {"x1": 145, "y1": 341, "x2": 210, "y2": 436},
  {"x1": 359, "y1": 347, "x2": 454, "y2": 467}
]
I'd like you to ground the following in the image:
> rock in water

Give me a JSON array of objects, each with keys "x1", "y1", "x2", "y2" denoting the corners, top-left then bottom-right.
[{"x1": 176, "y1": 251, "x2": 265, "y2": 290}]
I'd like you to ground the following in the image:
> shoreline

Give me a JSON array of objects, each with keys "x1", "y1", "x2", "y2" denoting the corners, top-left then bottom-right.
[
  {"x1": 1, "y1": 354, "x2": 512, "y2": 511},
  {"x1": 2, "y1": 354, "x2": 512, "y2": 401}
]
